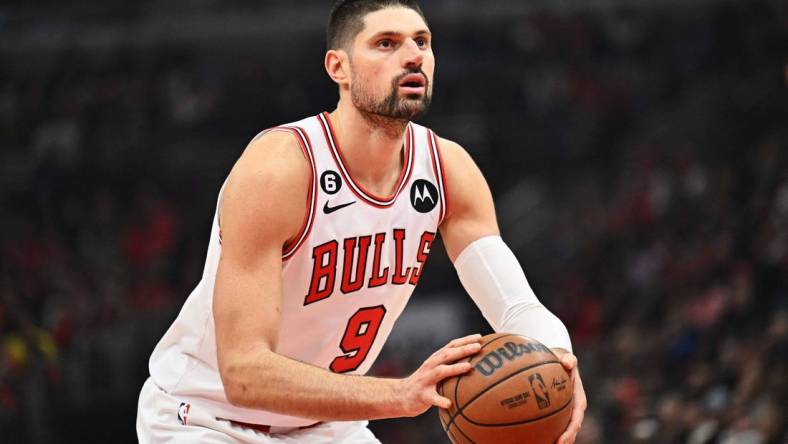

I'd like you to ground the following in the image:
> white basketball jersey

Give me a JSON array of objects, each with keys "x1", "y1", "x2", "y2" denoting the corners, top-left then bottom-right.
[{"x1": 148, "y1": 112, "x2": 448, "y2": 427}]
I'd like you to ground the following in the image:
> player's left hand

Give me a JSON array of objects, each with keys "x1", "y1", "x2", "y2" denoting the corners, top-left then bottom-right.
[{"x1": 551, "y1": 350, "x2": 586, "y2": 444}]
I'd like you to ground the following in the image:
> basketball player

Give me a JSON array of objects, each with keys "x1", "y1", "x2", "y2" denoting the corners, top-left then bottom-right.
[{"x1": 137, "y1": 1, "x2": 587, "y2": 443}]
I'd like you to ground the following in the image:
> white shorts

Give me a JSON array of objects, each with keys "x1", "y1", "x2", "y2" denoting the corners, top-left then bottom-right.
[{"x1": 136, "y1": 378, "x2": 381, "y2": 444}]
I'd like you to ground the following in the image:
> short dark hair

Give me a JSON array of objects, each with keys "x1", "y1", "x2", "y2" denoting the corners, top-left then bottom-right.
[{"x1": 327, "y1": 0, "x2": 427, "y2": 50}]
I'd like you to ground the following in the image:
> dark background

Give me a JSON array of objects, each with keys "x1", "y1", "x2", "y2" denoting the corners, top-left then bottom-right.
[{"x1": 0, "y1": 1, "x2": 786, "y2": 443}]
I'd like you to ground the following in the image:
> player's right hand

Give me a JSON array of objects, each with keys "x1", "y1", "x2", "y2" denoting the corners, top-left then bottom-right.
[{"x1": 397, "y1": 333, "x2": 483, "y2": 417}]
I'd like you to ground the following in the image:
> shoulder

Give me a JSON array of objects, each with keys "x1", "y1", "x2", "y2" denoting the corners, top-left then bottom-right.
[
  {"x1": 432, "y1": 136, "x2": 483, "y2": 185},
  {"x1": 432, "y1": 135, "x2": 495, "y2": 221},
  {"x1": 431, "y1": 135, "x2": 499, "y2": 257},
  {"x1": 220, "y1": 128, "x2": 312, "y2": 241},
  {"x1": 225, "y1": 128, "x2": 311, "y2": 197},
  {"x1": 236, "y1": 128, "x2": 311, "y2": 178},
  {"x1": 434, "y1": 136, "x2": 476, "y2": 172}
]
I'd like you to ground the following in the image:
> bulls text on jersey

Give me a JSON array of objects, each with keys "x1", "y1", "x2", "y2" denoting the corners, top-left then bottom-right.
[{"x1": 304, "y1": 229, "x2": 435, "y2": 305}]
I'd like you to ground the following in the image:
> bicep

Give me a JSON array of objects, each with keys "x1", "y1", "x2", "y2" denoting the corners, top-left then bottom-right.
[
  {"x1": 213, "y1": 132, "x2": 309, "y2": 364},
  {"x1": 438, "y1": 139, "x2": 500, "y2": 261}
]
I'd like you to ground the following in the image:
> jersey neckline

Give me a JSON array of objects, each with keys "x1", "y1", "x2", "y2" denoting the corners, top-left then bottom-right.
[{"x1": 318, "y1": 112, "x2": 414, "y2": 208}]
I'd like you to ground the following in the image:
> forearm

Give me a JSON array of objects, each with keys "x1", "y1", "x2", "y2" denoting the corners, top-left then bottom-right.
[
  {"x1": 221, "y1": 345, "x2": 404, "y2": 421},
  {"x1": 454, "y1": 235, "x2": 572, "y2": 351}
]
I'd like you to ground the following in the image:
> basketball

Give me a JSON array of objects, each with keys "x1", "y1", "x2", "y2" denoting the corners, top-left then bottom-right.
[{"x1": 437, "y1": 333, "x2": 573, "y2": 444}]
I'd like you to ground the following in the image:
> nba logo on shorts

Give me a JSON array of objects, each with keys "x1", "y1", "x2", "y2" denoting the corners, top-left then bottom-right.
[
  {"x1": 528, "y1": 373, "x2": 551, "y2": 409},
  {"x1": 177, "y1": 402, "x2": 191, "y2": 425}
]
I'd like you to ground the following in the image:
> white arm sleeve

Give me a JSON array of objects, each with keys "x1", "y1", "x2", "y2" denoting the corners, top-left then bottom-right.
[{"x1": 454, "y1": 235, "x2": 572, "y2": 352}]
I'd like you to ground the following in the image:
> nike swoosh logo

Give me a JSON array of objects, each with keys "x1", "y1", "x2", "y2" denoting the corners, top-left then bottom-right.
[{"x1": 323, "y1": 200, "x2": 356, "y2": 214}]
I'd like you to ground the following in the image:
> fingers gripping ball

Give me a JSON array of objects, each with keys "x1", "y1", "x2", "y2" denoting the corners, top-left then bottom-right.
[{"x1": 438, "y1": 334, "x2": 573, "y2": 444}]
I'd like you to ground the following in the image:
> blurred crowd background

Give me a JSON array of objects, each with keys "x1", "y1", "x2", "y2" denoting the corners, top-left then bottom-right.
[{"x1": 1, "y1": 0, "x2": 786, "y2": 443}]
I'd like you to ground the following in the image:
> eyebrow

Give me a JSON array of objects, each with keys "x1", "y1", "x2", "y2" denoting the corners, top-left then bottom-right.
[{"x1": 369, "y1": 29, "x2": 432, "y2": 39}]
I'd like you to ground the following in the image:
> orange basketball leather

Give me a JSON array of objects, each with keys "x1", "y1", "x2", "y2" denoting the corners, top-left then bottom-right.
[{"x1": 438, "y1": 333, "x2": 573, "y2": 444}]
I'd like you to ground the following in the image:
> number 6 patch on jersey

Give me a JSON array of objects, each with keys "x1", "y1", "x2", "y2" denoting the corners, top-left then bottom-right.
[{"x1": 320, "y1": 171, "x2": 342, "y2": 195}]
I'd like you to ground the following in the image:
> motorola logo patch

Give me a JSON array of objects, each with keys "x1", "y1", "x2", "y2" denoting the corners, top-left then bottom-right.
[
  {"x1": 410, "y1": 179, "x2": 438, "y2": 213},
  {"x1": 321, "y1": 171, "x2": 342, "y2": 195}
]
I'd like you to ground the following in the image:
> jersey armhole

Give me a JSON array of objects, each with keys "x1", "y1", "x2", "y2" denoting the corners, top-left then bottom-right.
[
  {"x1": 428, "y1": 130, "x2": 450, "y2": 225},
  {"x1": 214, "y1": 127, "x2": 316, "y2": 256},
  {"x1": 216, "y1": 125, "x2": 279, "y2": 245},
  {"x1": 279, "y1": 126, "x2": 318, "y2": 260}
]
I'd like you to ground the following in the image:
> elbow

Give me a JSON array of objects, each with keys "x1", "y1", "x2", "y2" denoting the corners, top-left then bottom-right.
[
  {"x1": 223, "y1": 384, "x2": 248, "y2": 408},
  {"x1": 501, "y1": 300, "x2": 546, "y2": 326},
  {"x1": 216, "y1": 340, "x2": 278, "y2": 408},
  {"x1": 220, "y1": 362, "x2": 253, "y2": 408},
  {"x1": 500, "y1": 303, "x2": 573, "y2": 351},
  {"x1": 218, "y1": 346, "x2": 281, "y2": 409},
  {"x1": 219, "y1": 349, "x2": 274, "y2": 408}
]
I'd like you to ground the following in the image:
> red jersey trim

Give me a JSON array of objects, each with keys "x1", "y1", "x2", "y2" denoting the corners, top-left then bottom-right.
[
  {"x1": 428, "y1": 130, "x2": 449, "y2": 225},
  {"x1": 317, "y1": 112, "x2": 414, "y2": 209},
  {"x1": 266, "y1": 126, "x2": 317, "y2": 260}
]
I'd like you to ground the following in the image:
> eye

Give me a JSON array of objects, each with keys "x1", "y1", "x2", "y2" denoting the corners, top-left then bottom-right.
[
  {"x1": 415, "y1": 38, "x2": 428, "y2": 48},
  {"x1": 377, "y1": 39, "x2": 393, "y2": 49}
]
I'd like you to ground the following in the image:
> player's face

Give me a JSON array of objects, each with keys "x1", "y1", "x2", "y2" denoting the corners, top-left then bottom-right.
[{"x1": 348, "y1": 7, "x2": 434, "y2": 121}]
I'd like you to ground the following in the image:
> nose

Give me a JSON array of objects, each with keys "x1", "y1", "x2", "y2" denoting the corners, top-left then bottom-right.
[{"x1": 401, "y1": 38, "x2": 424, "y2": 68}]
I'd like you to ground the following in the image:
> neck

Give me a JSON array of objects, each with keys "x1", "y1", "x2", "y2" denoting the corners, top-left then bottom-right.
[{"x1": 328, "y1": 101, "x2": 409, "y2": 195}]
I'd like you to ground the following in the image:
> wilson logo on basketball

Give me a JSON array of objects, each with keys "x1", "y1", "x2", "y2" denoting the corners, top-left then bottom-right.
[{"x1": 474, "y1": 341, "x2": 552, "y2": 377}]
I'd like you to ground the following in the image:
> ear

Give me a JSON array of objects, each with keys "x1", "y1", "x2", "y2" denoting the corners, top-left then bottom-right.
[{"x1": 325, "y1": 49, "x2": 350, "y2": 87}]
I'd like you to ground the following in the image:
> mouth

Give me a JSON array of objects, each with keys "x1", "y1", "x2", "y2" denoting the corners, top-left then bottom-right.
[{"x1": 398, "y1": 73, "x2": 427, "y2": 94}]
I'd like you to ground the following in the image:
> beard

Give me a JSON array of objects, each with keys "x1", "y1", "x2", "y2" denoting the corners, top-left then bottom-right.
[{"x1": 350, "y1": 68, "x2": 432, "y2": 123}]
